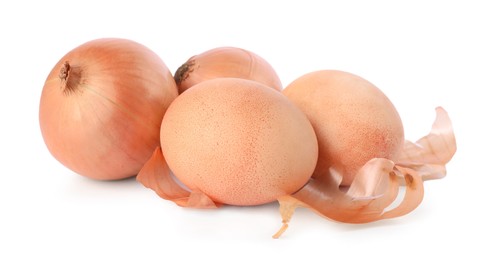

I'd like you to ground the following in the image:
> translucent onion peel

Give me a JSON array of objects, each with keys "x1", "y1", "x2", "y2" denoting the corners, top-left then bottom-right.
[
  {"x1": 273, "y1": 107, "x2": 456, "y2": 238},
  {"x1": 395, "y1": 107, "x2": 457, "y2": 181},
  {"x1": 137, "y1": 147, "x2": 220, "y2": 209}
]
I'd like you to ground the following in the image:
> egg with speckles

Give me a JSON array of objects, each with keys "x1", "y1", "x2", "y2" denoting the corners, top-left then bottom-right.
[
  {"x1": 283, "y1": 70, "x2": 404, "y2": 186},
  {"x1": 160, "y1": 78, "x2": 318, "y2": 206}
]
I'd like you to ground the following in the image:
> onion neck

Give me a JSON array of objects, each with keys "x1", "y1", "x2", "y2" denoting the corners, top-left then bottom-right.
[
  {"x1": 174, "y1": 59, "x2": 195, "y2": 86},
  {"x1": 59, "y1": 61, "x2": 82, "y2": 94}
]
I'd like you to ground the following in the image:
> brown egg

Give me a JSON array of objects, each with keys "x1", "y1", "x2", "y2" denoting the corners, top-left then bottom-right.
[
  {"x1": 160, "y1": 78, "x2": 318, "y2": 206},
  {"x1": 283, "y1": 70, "x2": 404, "y2": 186}
]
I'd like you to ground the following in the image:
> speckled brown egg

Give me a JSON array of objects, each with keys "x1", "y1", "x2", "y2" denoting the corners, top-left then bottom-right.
[
  {"x1": 160, "y1": 78, "x2": 318, "y2": 206},
  {"x1": 283, "y1": 70, "x2": 404, "y2": 186}
]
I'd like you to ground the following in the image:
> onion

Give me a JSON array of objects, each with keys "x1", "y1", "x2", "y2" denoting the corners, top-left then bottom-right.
[
  {"x1": 137, "y1": 78, "x2": 318, "y2": 206},
  {"x1": 39, "y1": 38, "x2": 178, "y2": 180},
  {"x1": 174, "y1": 47, "x2": 282, "y2": 93}
]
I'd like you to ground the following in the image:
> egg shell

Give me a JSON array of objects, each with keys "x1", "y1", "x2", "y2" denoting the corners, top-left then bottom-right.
[
  {"x1": 161, "y1": 78, "x2": 318, "y2": 206},
  {"x1": 283, "y1": 70, "x2": 404, "y2": 186}
]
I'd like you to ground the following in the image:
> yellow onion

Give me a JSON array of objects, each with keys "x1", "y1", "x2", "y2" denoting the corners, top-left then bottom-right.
[
  {"x1": 174, "y1": 47, "x2": 282, "y2": 93},
  {"x1": 39, "y1": 38, "x2": 178, "y2": 180}
]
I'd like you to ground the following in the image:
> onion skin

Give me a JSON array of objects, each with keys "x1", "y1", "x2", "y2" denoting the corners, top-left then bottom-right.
[
  {"x1": 160, "y1": 78, "x2": 318, "y2": 206},
  {"x1": 283, "y1": 70, "x2": 404, "y2": 186},
  {"x1": 39, "y1": 38, "x2": 178, "y2": 180},
  {"x1": 273, "y1": 107, "x2": 456, "y2": 238},
  {"x1": 174, "y1": 47, "x2": 282, "y2": 93}
]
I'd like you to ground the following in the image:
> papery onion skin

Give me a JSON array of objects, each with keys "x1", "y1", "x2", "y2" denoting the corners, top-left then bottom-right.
[
  {"x1": 283, "y1": 70, "x2": 404, "y2": 186},
  {"x1": 160, "y1": 78, "x2": 318, "y2": 206},
  {"x1": 273, "y1": 107, "x2": 456, "y2": 238},
  {"x1": 174, "y1": 47, "x2": 283, "y2": 93},
  {"x1": 39, "y1": 38, "x2": 178, "y2": 180}
]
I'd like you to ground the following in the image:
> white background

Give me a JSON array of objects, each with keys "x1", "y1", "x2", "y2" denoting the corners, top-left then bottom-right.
[{"x1": 1, "y1": 0, "x2": 492, "y2": 259}]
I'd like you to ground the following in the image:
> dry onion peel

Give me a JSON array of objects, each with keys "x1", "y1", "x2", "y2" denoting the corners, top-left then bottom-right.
[
  {"x1": 137, "y1": 147, "x2": 219, "y2": 208},
  {"x1": 273, "y1": 161, "x2": 420, "y2": 239},
  {"x1": 381, "y1": 166, "x2": 424, "y2": 220},
  {"x1": 273, "y1": 107, "x2": 455, "y2": 238},
  {"x1": 395, "y1": 106, "x2": 457, "y2": 181}
]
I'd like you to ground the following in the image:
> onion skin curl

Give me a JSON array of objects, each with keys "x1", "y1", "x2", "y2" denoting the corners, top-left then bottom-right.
[
  {"x1": 273, "y1": 105, "x2": 456, "y2": 238},
  {"x1": 174, "y1": 47, "x2": 283, "y2": 93},
  {"x1": 39, "y1": 38, "x2": 178, "y2": 180}
]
